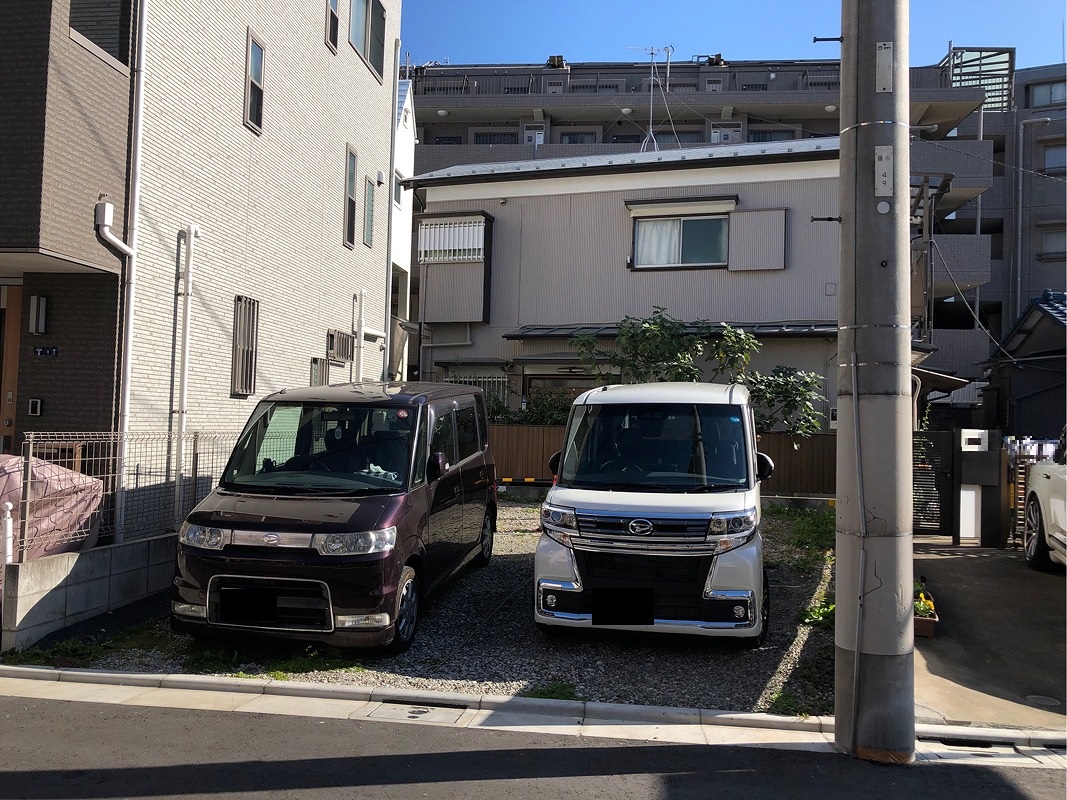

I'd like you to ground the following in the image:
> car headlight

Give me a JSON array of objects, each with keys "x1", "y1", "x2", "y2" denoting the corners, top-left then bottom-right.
[
  {"x1": 313, "y1": 526, "x2": 396, "y2": 556},
  {"x1": 707, "y1": 508, "x2": 758, "y2": 554},
  {"x1": 540, "y1": 503, "x2": 577, "y2": 548},
  {"x1": 179, "y1": 522, "x2": 228, "y2": 550}
]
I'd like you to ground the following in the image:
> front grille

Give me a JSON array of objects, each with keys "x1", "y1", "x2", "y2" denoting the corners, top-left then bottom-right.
[
  {"x1": 578, "y1": 551, "x2": 708, "y2": 587},
  {"x1": 576, "y1": 514, "x2": 708, "y2": 539},
  {"x1": 207, "y1": 575, "x2": 333, "y2": 632}
]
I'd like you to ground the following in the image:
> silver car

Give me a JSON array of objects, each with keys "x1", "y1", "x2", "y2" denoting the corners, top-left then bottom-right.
[{"x1": 1024, "y1": 427, "x2": 1067, "y2": 570}]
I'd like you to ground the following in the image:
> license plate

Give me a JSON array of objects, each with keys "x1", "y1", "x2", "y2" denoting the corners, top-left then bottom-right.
[
  {"x1": 591, "y1": 588, "x2": 654, "y2": 625},
  {"x1": 219, "y1": 587, "x2": 277, "y2": 624}
]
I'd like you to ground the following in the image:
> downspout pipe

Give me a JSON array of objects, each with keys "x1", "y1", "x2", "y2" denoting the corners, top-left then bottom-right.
[
  {"x1": 381, "y1": 36, "x2": 401, "y2": 381},
  {"x1": 96, "y1": 0, "x2": 149, "y2": 543},
  {"x1": 173, "y1": 225, "x2": 200, "y2": 524},
  {"x1": 1014, "y1": 117, "x2": 1051, "y2": 320}
]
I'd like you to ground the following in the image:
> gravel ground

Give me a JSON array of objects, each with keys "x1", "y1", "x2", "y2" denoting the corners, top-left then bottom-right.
[{"x1": 46, "y1": 500, "x2": 837, "y2": 715}]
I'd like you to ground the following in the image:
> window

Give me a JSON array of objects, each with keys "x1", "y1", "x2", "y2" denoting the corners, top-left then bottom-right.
[
  {"x1": 431, "y1": 407, "x2": 456, "y2": 463},
  {"x1": 748, "y1": 129, "x2": 794, "y2": 143},
  {"x1": 634, "y1": 215, "x2": 729, "y2": 269},
  {"x1": 1030, "y1": 80, "x2": 1066, "y2": 108},
  {"x1": 658, "y1": 131, "x2": 704, "y2": 145},
  {"x1": 345, "y1": 147, "x2": 357, "y2": 247},
  {"x1": 394, "y1": 172, "x2": 403, "y2": 206},
  {"x1": 325, "y1": 0, "x2": 339, "y2": 51},
  {"x1": 1039, "y1": 227, "x2": 1066, "y2": 257},
  {"x1": 231, "y1": 296, "x2": 259, "y2": 396},
  {"x1": 350, "y1": 0, "x2": 386, "y2": 76},
  {"x1": 244, "y1": 30, "x2": 265, "y2": 132},
  {"x1": 363, "y1": 178, "x2": 375, "y2": 246},
  {"x1": 456, "y1": 404, "x2": 479, "y2": 460},
  {"x1": 561, "y1": 131, "x2": 597, "y2": 145},
  {"x1": 310, "y1": 358, "x2": 329, "y2": 387},
  {"x1": 474, "y1": 132, "x2": 519, "y2": 145},
  {"x1": 1043, "y1": 143, "x2": 1066, "y2": 172}
]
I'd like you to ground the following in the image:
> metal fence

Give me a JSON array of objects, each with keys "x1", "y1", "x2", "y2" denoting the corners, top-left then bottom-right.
[{"x1": 2, "y1": 431, "x2": 239, "y2": 563}]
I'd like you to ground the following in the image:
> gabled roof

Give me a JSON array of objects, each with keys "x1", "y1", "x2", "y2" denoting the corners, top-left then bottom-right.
[
  {"x1": 396, "y1": 79, "x2": 412, "y2": 125},
  {"x1": 998, "y1": 289, "x2": 1067, "y2": 357},
  {"x1": 408, "y1": 137, "x2": 840, "y2": 188}
]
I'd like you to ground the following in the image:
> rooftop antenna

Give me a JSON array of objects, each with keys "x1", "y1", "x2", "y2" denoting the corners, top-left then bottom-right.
[{"x1": 628, "y1": 45, "x2": 672, "y2": 152}]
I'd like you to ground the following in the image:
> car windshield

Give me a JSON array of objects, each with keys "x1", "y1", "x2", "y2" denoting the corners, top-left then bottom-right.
[
  {"x1": 220, "y1": 401, "x2": 419, "y2": 495},
  {"x1": 556, "y1": 402, "x2": 749, "y2": 491}
]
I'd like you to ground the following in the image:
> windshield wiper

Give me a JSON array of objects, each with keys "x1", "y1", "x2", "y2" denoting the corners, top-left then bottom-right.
[{"x1": 689, "y1": 483, "x2": 743, "y2": 493}]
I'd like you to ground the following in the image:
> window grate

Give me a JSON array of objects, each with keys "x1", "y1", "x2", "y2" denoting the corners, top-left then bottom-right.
[{"x1": 231, "y1": 296, "x2": 259, "y2": 396}]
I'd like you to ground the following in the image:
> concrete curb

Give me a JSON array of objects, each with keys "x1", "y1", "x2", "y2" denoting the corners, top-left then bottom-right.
[{"x1": 1, "y1": 664, "x2": 1063, "y2": 748}]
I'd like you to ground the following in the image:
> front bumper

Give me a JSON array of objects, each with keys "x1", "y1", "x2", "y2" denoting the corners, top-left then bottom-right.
[
  {"x1": 171, "y1": 544, "x2": 400, "y2": 648},
  {"x1": 533, "y1": 533, "x2": 764, "y2": 638}
]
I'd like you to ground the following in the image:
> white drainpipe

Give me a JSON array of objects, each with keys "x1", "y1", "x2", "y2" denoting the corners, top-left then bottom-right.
[
  {"x1": 381, "y1": 36, "x2": 401, "y2": 381},
  {"x1": 95, "y1": 0, "x2": 149, "y2": 543},
  {"x1": 173, "y1": 224, "x2": 200, "y2": 524}
]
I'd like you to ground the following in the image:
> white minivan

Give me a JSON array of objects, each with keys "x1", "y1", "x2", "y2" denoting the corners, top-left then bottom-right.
[{"x1": 535, "y1": 382, "x2": 773, "y2": 647}]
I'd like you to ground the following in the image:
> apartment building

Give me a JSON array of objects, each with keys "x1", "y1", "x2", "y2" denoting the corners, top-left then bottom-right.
[
  {"x1": 403, "y1": 49, "x2": 1014, "y2": 424},
  {"x1": 0, "y1": 0, "x2": 405, "y2": 444}
]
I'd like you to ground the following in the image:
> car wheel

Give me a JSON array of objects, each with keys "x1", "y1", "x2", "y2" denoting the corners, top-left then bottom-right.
[
  {"x1": 472, "y1": 513, "x2": 493, "y2": 568},
  {"x1": 1024, "y1": 496, "x2": 1054, "y2": 571},
  {"x1": 385, "y1": 566, "x2": 420, "y2": 654},
  {"x1": 742, "y1": 571, "x2": 770, "y2": 649}
]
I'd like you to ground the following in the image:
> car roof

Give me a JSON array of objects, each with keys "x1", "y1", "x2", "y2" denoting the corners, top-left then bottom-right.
[
  {"x1": 573, "y1": 382, "x2": 749, "y2": 406},
  {"x1": 261, "y1": 381, "x2": 483, "y2": 406}
]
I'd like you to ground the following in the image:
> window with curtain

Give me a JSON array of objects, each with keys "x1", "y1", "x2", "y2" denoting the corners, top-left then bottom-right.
[{"x1": 633, "y1": 215, "x2": 729, "y2": 269}]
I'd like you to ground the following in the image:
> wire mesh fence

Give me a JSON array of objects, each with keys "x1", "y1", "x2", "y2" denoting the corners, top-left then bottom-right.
[{"x1": 1, "y1": 431, "x2": 239, "y2": 563}]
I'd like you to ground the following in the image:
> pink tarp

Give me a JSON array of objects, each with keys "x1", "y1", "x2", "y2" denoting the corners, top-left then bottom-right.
[{"x1": 0, "y1": 454, "x2": 103, "y2": 563}]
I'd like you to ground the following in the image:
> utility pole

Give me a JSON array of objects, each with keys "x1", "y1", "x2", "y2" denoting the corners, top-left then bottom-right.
[{"x1": 835, "y1": 0, "x2": 915, "y2": 763}]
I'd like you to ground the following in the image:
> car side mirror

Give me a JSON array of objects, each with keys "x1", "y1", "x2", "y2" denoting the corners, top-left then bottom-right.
[
  {"x1": 755, "y1": 452, "x2": 774, "y2": 481},
  {"x1": 548, "y1": 451, "x2": 561, "y2": 475},
  {"x1": 427, "y1": 451, "x2": 449, "y2": 482}
]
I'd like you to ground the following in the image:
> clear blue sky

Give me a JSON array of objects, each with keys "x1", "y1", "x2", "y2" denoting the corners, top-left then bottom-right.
[{"x1": 399, "y1": 0, "x2": 1065, "y2": 70}]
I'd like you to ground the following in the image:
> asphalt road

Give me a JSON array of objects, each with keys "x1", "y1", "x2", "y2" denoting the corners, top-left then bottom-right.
[{"x1": 0, "y1": 695, "x2": 1063, "y2": 800}]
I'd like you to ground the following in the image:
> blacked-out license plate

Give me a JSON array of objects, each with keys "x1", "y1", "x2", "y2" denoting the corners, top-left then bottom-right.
[
  {"x1": 591, "y1": 588, "x2": 654, "y2": 625},
  {"x1": 219, "y1": 587, "x2": 277, "y2": 624}
]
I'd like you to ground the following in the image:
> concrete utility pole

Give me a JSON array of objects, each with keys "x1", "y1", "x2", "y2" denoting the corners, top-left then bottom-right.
[{"x1": 835, "y1": 0, "x2": 916, "y2": 762}]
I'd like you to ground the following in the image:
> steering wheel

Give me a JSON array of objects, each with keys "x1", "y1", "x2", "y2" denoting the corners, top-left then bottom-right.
[
  {"x1": 598, "y1": 459, "x2": 645, "y2": 475},
  {"x1": 282, "y1": 453, "x2": 331, "y2": 471}
]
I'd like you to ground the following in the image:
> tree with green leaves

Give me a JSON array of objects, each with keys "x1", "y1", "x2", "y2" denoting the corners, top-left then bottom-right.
[{"x1": 571, "y1": 307, "x2": 825, "y2": 438}]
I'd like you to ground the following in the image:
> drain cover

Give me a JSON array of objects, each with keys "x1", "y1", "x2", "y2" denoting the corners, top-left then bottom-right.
[{"x1": 1025, "y1": 695, "x2": 1061, "y2": 707}]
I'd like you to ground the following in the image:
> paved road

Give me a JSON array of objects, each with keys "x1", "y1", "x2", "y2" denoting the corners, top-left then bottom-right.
[{"x1": 0, "y1": 695, "x2": 1062, "y2": 800}]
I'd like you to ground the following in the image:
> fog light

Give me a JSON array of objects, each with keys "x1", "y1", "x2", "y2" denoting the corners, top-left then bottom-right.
[
  {"x1": 335, "y1": 613, "x2": 390, "y2": 629},
  {"x1": 733, "y1": 605, "x2": 746, "y2": 619},
  {"x1": 172, "y1": 601, "x2": 207, "y2": 619},
  {"x1": 545, "y1": 594, "x2": 557, "y2": 608}
]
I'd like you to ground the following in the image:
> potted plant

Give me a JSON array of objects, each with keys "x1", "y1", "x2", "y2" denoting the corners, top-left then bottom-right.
[{"x1": 913, "y1": 577, "x2": 938, "y2": 638}]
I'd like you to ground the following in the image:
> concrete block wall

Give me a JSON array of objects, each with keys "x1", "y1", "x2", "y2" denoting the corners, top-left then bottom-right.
[{"x1": 1, "y1": 533, "x2": 176, "y2": 651}]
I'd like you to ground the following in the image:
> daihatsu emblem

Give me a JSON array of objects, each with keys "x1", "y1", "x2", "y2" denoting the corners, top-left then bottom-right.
[
  {"x1": 628, "y1": 519, "x2": 654, "y2": 536},
  {"x1": 262, "y1": 533, "x2": 280, "y2": 545}
]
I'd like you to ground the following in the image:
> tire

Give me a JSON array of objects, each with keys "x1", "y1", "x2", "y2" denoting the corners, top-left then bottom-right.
[
  {"x1": 1024, "y1": 495, "x2": 1054, "y2": 571},
  {"x1": 471, "y1": 513, "x2": 494, "y2": 568},
  {"x1": 742, "y1": 571, "x2": 770, "y2": 650},
  {"x1": 384, "y1": 566, "x2": 420, "y2": 654}
]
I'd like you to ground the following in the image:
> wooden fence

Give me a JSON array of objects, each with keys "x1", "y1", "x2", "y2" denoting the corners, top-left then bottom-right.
[{"x1": 489, "y1": 425, "x2": 837, "y2": 495}]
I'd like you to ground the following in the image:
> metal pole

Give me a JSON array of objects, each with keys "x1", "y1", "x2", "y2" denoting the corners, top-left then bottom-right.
[{"x1": 835, "y1": 0, "x2": 915, "y2": 763}]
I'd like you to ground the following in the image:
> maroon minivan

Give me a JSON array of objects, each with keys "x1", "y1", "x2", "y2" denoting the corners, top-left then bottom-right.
[{"x1": 171, "y1": 382, "x2": 496, "y2": 653}]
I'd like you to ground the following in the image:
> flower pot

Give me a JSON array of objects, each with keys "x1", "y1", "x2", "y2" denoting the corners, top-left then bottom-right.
[{"x1": 914, "y1": 611, "x2": 939, "y2": 638}]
